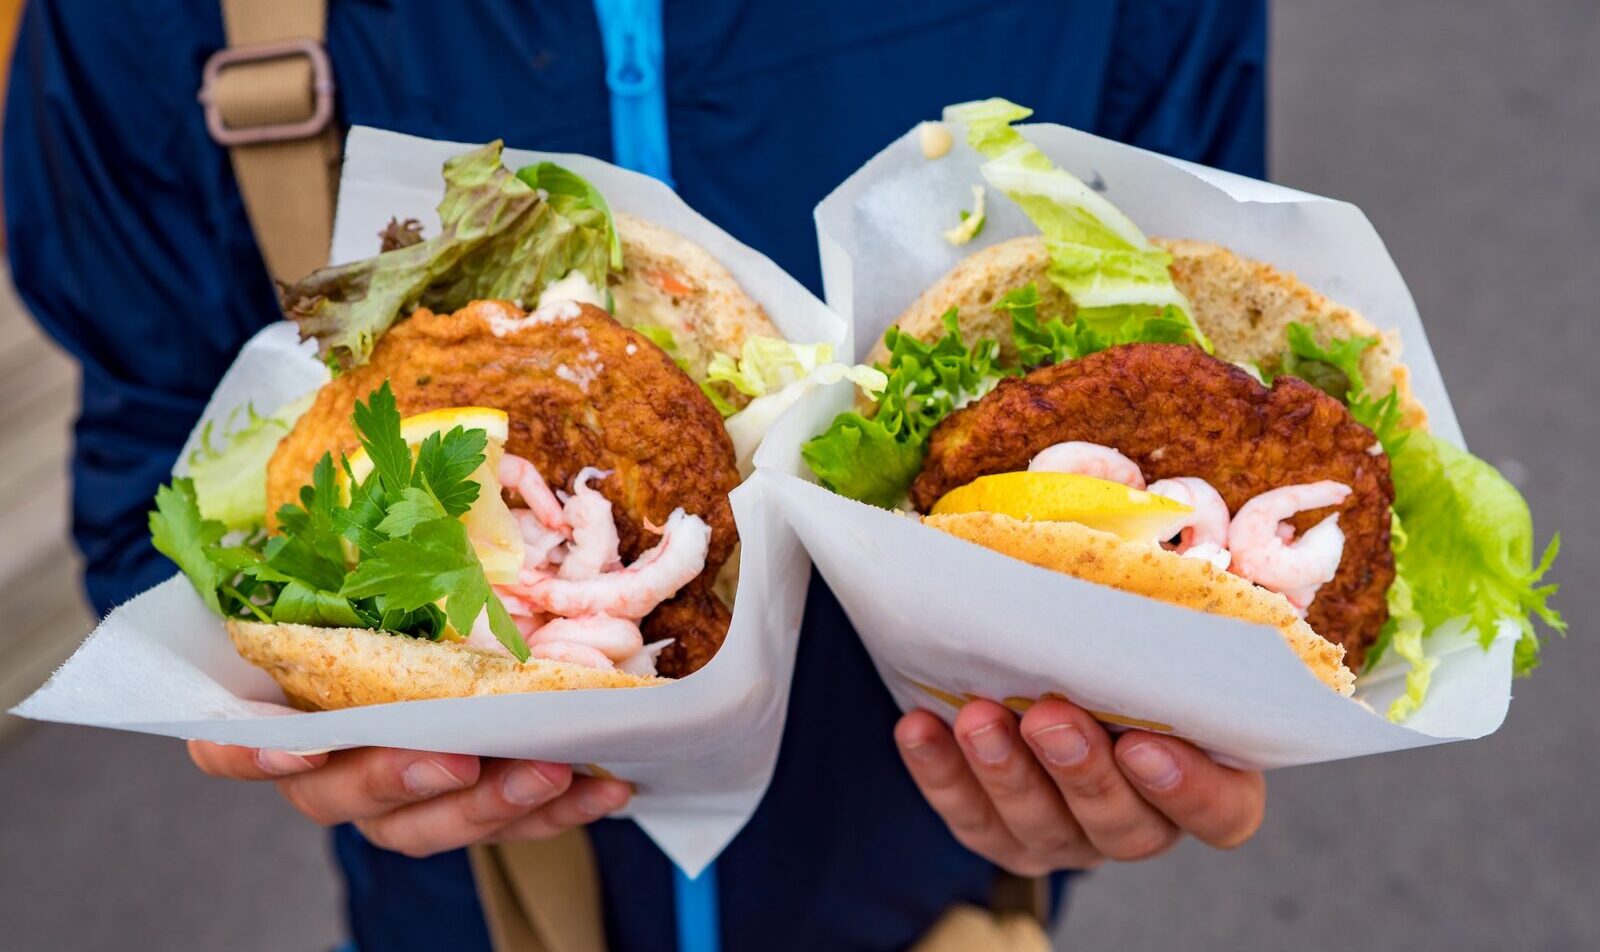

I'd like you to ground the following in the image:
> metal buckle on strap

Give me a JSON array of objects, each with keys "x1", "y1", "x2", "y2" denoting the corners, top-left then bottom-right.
[{"x1": 198, "y1": 38, "x2": 334, "y2": 146}]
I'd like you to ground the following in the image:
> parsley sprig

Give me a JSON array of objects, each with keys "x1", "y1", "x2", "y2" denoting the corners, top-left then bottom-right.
[{"x1": 149, "y1": 382, "x2": 529, "y2": 660}]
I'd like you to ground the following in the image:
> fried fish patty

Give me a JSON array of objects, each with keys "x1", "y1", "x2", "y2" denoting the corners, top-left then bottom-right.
[
  {"x1": 267, "y1": 300, "x2": 741, "y2": 677},
  {"x1": 912, "y1": 343, "x2": 1395, "y2": 665}
]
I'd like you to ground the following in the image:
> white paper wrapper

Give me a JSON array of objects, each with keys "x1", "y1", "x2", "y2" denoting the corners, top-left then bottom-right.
[
  {"x1": 767, "y1": 121, "x2": 1513, "y2": 770},
  {"x1": 15, "y1": 127, "x2": 844, "y2": 874}
]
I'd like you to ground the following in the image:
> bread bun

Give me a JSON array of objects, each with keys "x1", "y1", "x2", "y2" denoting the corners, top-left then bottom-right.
[
  {"x1": 923, "y1": 512, "x2": 1355, "y2": 695},
  {"x1": 869, "y1": 235, "x2": 1427, "y2": 430},
  {"x1": 229, "y1": 620, "x2": 663, "y2": 711}
]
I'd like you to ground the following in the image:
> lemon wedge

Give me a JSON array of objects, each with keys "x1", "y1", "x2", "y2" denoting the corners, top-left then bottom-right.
[
  {"x1": 341, "y1": 407, "x2": 524, "y2": 584},
  {"x1": 930, "y1": 472, "x2": 1192, "y2": 542}
]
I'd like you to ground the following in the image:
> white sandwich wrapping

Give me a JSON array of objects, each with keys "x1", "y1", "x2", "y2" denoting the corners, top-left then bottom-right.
[
  {"x1": 758, "y1": 119, "x2": 1514, "y2": 770},
  {"x1": 14, "y1": 128, "x2": 845, "y2": 875}
]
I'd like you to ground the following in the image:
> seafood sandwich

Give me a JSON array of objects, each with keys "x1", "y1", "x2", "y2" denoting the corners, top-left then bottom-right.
[
  {"x1": 151, "y1": 142, "x2": 877, "y2": 709},
  {"x1": 804, "y1": 101, "x2": 1562, "y2": 715}
]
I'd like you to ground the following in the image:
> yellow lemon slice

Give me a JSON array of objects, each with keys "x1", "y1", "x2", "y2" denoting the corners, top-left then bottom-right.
[
  {"x1": 930, "y1": 472, "x2": 1192, "y2": 542},
  {"x1": 341, "y1": 407, "x2": 524, "y2": 584}
]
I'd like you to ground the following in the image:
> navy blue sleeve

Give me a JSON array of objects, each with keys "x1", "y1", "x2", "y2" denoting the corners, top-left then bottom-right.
[
  {"x1": 1098, "y1": 0, "x2": 1268, "y2": 179},
  {"x1": 4, "y1": 1, "x2": 283, "y2": 614}
]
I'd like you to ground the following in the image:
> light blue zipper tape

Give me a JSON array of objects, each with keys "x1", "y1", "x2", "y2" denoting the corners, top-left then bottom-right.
[
  {"x1": 672, "y1": 862, "x2": 721, "y2": 952},
  {"x1": 592, "y1": 4, "x2": 705, "y2": 948},
  {"x1": 592, "y1": 0, "x2": 675, "y2": 187}
]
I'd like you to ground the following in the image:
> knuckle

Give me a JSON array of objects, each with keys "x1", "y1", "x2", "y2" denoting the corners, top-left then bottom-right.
[{"x1": 1064, "y1": 766, "x2": 1124, "y2": 802}]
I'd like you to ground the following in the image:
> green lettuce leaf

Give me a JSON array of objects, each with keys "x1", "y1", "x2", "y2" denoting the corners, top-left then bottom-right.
[
  {"x1": 188, "y1": 394, "x2": 313, "y2": 531},
  {"x1": 283, "y1": 142, "x2": 616, "y2": 367},
  {"x1": 943, "y1": 98, "x2": 1208, "y2": 350},
  {"x1": 802, "y1": 311, "x2": 1003, "y2": 507},
  {"x1": 1387, "y1": 429, "x2": 1564, "y2": 675},
  {"x1": 515, "y1": 161, "x2": 623, "y2": 270}
]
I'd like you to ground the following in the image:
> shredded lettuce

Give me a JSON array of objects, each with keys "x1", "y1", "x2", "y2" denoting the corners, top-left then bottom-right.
[
  {"x1": 944, "y1": 98, "x2": 1208, "y2": 351},
  {"x1": 187, "y1": 394, "x2": 314, "y2": 530},
  {"x1": 944, "y1": 185, "x2": 987, "y2": 246},
  {"x1": 283, "y1": 143, "x2": 617, "y2": 367}
]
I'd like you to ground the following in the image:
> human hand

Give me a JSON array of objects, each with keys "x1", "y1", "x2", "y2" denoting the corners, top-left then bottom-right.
[
  {"x1": 895, "y1": 698, "x2": 1265, "y2": 876},
  {"x1": 188, "y1": 742, "x2": 631, "y2": 858}
]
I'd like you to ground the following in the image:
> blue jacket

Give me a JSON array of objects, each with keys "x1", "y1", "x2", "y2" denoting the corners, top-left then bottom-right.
[{"x1": 6, "y1": 2, "x2": 1265, "y2": 949}]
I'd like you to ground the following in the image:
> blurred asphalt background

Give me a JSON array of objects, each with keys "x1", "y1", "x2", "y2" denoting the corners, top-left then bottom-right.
[{"x1": 0, "y1": 1, "x2": 1594, "y2": 949}]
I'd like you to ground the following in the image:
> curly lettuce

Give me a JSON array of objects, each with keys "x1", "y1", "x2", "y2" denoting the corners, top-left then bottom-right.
[
  {"x1": 283, "y1": 142, "x2": 617, "y2": 368},
  {"x1": 944, "y1": 98, "x2": 1208, "y2": 351},
  {"x1": 803, "y1": 311, "x2": 1003, "y2": 508}
]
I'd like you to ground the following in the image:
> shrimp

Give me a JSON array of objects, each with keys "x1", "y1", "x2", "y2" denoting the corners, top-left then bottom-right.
[
  {"x1": 499, "y1": 453, "x2": 570, "y2": 532},
  {"x1": 514, "y1": 511, "x2": 569, "y2": 563},
  {"x1": 1028, "y1": 441, "x2": 1146, "y2": 489},
  {"x1": 1147, "y1": 477, "x2": 1232, "y2": 565},
  {"x1": 558, "y1": 467, "x2": 622, "y2": 581},
  {"x1": 1227, "y1": 480, "x2": 1352, "y2": 614},
  {"x1": 532, "y1": 615, "x2": 644, "y2": 662},
  {"x1": 618, "y1": 639, "x2": 674, "y2": 677},
  {"x1": 527, "y1": 509, "x2": 711, "y2": 620},
  {"x1": 529, "y1": 641, "x2": 616, "y2": 670}
]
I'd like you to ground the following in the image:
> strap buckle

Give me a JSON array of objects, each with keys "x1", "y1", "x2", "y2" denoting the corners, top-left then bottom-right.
[{"x1": 199, "y1": 38, "x2": 334, "y2": 146}]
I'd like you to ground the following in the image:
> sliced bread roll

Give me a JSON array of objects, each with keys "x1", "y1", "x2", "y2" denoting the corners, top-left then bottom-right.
[
  {"x1": 922, "y1": 512, "x2": 1355, "y2": 696},
  {"x1": 611, "y1": 212, "x2": 781, "y2": 382},
  {"x1": 869, "y1": 235, "x2": 1427, "y2": 430},
  {"x1": 229, "y1": 620, "x2": 663, "y2": 711}
]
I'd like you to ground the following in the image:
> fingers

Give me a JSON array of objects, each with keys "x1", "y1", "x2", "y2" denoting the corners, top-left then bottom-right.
[
  {"x1": 1020, "y1": 701, "x2": 1178, "y2": 862},
  {"x1": 895, "y1": 709, "x2": 1027, "y2": 866},
  {"x1": 354, "y1": 760, "x2": 578, "y2": 858},
  {"x1": 1114, "y1": 732, "x2": 1266, "y2": 849},
  {"x1": 490, "y1": 775, "x2": 633, "y2": 843},
  {"x1": 949, "y1": 701, "x2": 1095, "y2": 872},
  {"x1": 188, "y1": 740, "x2": 328, "y2": 780},
  {"x1": 274, "y1": 747, "x2": 481, "y2": 826}
]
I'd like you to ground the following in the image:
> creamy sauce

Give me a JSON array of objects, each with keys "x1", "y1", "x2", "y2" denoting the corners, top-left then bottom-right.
[
  {"x1": 537, "y1": 271, "x2": 605, "y2": 310},
  {"x1": 486, "y1": 300, "x2": 581, "y2": 337}
]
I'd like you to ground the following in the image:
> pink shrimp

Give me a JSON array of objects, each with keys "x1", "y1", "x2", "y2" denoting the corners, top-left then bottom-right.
[
  {"x1": 1028, "y1": 441, "x2": 1146, "y2": 489},
  {"x1": 500, "y1": 453, "x2": 570, "y2": 532},
  {"x1": 527, "y1": 508, "x2": 711, "y2": 620},
  {"x1": 1147, "y1": 477, "x2": 1232, "y2": 569},
  {"x1": 558, "y1": 468, "x2": 622, "y2": 581},
  {"x1": 532, "y1": 615, "x2": 644, "y2": 662},
  {"x1": 529, "y1": 641, "x2": 616, "y2": 670},
  {"x1": 618, "y1": 639, "x2": 674, "y2": 677},
  {"x1": 1227, "y1": 480, "x2": 1351, "y2": 614}
]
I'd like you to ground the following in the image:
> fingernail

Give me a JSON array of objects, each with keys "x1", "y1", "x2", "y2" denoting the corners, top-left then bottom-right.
[
  {"x1": 965, "y1": 723, "x2": 1012, "y2": 765},
  {"x1": 900, "y1": 739, "x2": 939, "y2": 762},
  {"x1": 502, "y1": 764, "x2": 557, "y2": 806},
  {"x1": 403, "y1": 758, "x2": 469, "y2": 796},
  {"x1": 1030, "y1": 724, "x2": 1088, "y2": 766},
  {"x1": 1121, "y1": 743, "x2": 1181, "y2": 791},
  {"x1": 256, "y1": 749, "x2": 314, "y2": 775}
]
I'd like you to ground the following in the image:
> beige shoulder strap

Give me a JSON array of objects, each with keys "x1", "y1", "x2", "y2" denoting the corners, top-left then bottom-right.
[
  {"x1": 203, "y1": 0, "x2": 341, "y2": 282},
  {"x1": 470, "y1": 835, "x2": 609, "y2": 952}
]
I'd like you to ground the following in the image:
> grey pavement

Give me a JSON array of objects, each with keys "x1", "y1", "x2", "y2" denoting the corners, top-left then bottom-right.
[{"x1": 1, "y1": 1, "x2": 1595, "y2": 949}]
